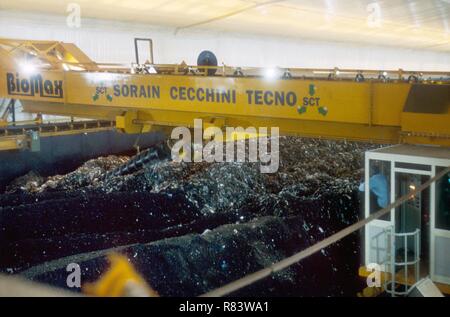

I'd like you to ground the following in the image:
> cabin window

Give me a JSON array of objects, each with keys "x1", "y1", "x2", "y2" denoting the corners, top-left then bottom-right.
[
  {"x1": 395, "y1": 162, "x2": 431, "y2": 171},
  {"x1": 366, "y1": 160, "x2": 391, "y2": 221},
  {"x1": 436, "y1": 167, "x2": 450, "y2": 231}
]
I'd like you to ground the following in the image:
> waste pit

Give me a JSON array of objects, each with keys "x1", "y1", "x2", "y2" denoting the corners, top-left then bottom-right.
[{"x1": 0, "y1": 136, "x2": 383, "y2": 296}]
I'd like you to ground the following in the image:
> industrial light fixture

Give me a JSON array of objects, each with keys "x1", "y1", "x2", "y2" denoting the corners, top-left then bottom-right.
[
  {"x1": 18, "y1": 60, "x2": 38, "y2": 75},
  {"x1": 147, "y1": 66, "x2": 157, "y2": 74},
  {"x1": 408, "y1": 183, "x2": 417, "y2": 199},
  {"x1": 264, "y1": 68, "x2": 276, "y2": 79},
  {"x1": 264, "y1": 67, "x2": 281, "y2": 80}
]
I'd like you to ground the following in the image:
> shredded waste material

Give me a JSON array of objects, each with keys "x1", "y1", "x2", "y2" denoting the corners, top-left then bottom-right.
[
  {"x1": 0, "y1": 136, "x2": 383, "y2": 296},
  {"x1": 6, "y1": 155, "x2": 129, "y2": 194}
]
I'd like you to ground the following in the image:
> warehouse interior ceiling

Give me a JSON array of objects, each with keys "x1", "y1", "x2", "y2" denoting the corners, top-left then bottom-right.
[{"x1": 0, "y1": 0, "x2": 449, "y2": 52}]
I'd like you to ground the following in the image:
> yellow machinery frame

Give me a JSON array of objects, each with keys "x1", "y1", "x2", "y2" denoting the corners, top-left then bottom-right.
[{"x1": 1, "y1": 38, "x2": 449, "y2": 147}]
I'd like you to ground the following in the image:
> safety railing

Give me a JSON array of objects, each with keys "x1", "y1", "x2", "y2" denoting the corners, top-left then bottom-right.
[
  {"x1": 384, "y1": 228, "x2": 420, "y2": 297},
  {"x1": 129, "y1": 63, "x2": 450, "y2": 83},
  {"x1": 0, "y1": 119, "x2": 114, "y2": 137}
]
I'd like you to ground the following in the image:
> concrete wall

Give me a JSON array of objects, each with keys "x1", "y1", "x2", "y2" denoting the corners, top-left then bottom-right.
[{"x1": 0, "y1": 130, "x2": 164, "y2": 188}]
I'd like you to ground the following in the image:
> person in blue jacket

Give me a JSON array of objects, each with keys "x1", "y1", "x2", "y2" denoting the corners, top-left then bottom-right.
[{"x1": 359, "y1": 164, "x2": 388, "y2": 211}]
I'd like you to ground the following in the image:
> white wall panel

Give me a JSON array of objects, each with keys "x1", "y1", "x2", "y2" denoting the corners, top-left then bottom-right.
[{"x1": 1, "y1": 10, "x2": 449, "y2": 71}]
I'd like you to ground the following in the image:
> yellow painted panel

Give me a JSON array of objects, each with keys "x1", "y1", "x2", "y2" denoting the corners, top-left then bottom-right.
[
  {"x1": 5, "y1": 68, "x2": 450, "y2": 147},
  {"x1": 372, "y1": 83, "x2": 410, "y2": 126},
  {"x1": 1, "y1": 69, "x2": 413, "y2": 129},
  {"x1": 402, "y1": 112, "x2": 450, "y2": 135},
  {"x1": 21, "y1": 100, "x2": 126, "y2": 120},
  {"x1": 0, "y1": 137, "x2": 20, "y2": 150},
  {"x1": 66, "y1": 72, "x2": 373, "y2": 124}
]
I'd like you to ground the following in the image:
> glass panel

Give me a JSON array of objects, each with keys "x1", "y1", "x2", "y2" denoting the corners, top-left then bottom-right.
[
  {"x1": 395, "y1": 162, "x2": 431, "y2": 171},
  {"x1": 436, "y1": 167, "x2": 450, "y2": 231},
  {"x1": 435, "y1": 236, "x2": 450, "y2": 277},
  {"x1": 362, "y1": 160, "x2": 390, "y2": 221},
  {"x1": 395, "y1": 173, "x2": 430, "y2": 268},
  {"x1": 368, "y1": 225, "x2": 389, "y2": 265}
]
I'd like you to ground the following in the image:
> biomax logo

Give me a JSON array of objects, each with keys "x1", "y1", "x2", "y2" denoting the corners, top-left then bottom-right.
[
  {"x1": 92, "y1": 83, "x2": 113, "y2": 102},
  {"x1": 6, "y1": 72, "x2": 63, "y2": 98},
  {"x1": 297, "y1": 83, "x2": 328, "y2": 116}
]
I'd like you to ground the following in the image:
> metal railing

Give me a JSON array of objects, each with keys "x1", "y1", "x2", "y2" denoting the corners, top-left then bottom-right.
[{"x1": 384, "y1": 228, "x2": 421, "y2": 297}]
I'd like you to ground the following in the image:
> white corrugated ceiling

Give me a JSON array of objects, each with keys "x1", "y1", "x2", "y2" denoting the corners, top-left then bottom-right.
[{"x1": 0, "y1": 0, "x2": 449, "y2": 51}]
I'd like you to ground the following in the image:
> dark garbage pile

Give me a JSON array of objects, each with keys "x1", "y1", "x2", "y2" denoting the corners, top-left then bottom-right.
[
  {"x1": 0, "y1": 137, "x2": 382, "y2": 296},
  {"x1": 22, "y1": 216, "x2": 361, "y2": 297}
]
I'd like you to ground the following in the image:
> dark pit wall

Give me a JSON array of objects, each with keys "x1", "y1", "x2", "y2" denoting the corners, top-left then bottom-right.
[
  {"x1": 0, "y1": 130, "x2": 164, "y2": 192},
  {"x1": 22, "y1": 216, "x2": 364, "y2": 297}
]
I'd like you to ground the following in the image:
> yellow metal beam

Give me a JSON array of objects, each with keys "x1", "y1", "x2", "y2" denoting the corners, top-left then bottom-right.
[
  {"x1": 0, "y1": 38, "x2": 449, "y2": 147},
  {"x1": 0, "y1": 136, "x2": 23, "y2": 151},
  {"x1": 0, "y1": 120, "x2": 115, "y2": 151}
]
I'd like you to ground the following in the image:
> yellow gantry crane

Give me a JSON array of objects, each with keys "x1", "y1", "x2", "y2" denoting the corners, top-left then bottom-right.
[{"x1": 0, "y1": 38, "x2": 449, "y2": 149}]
